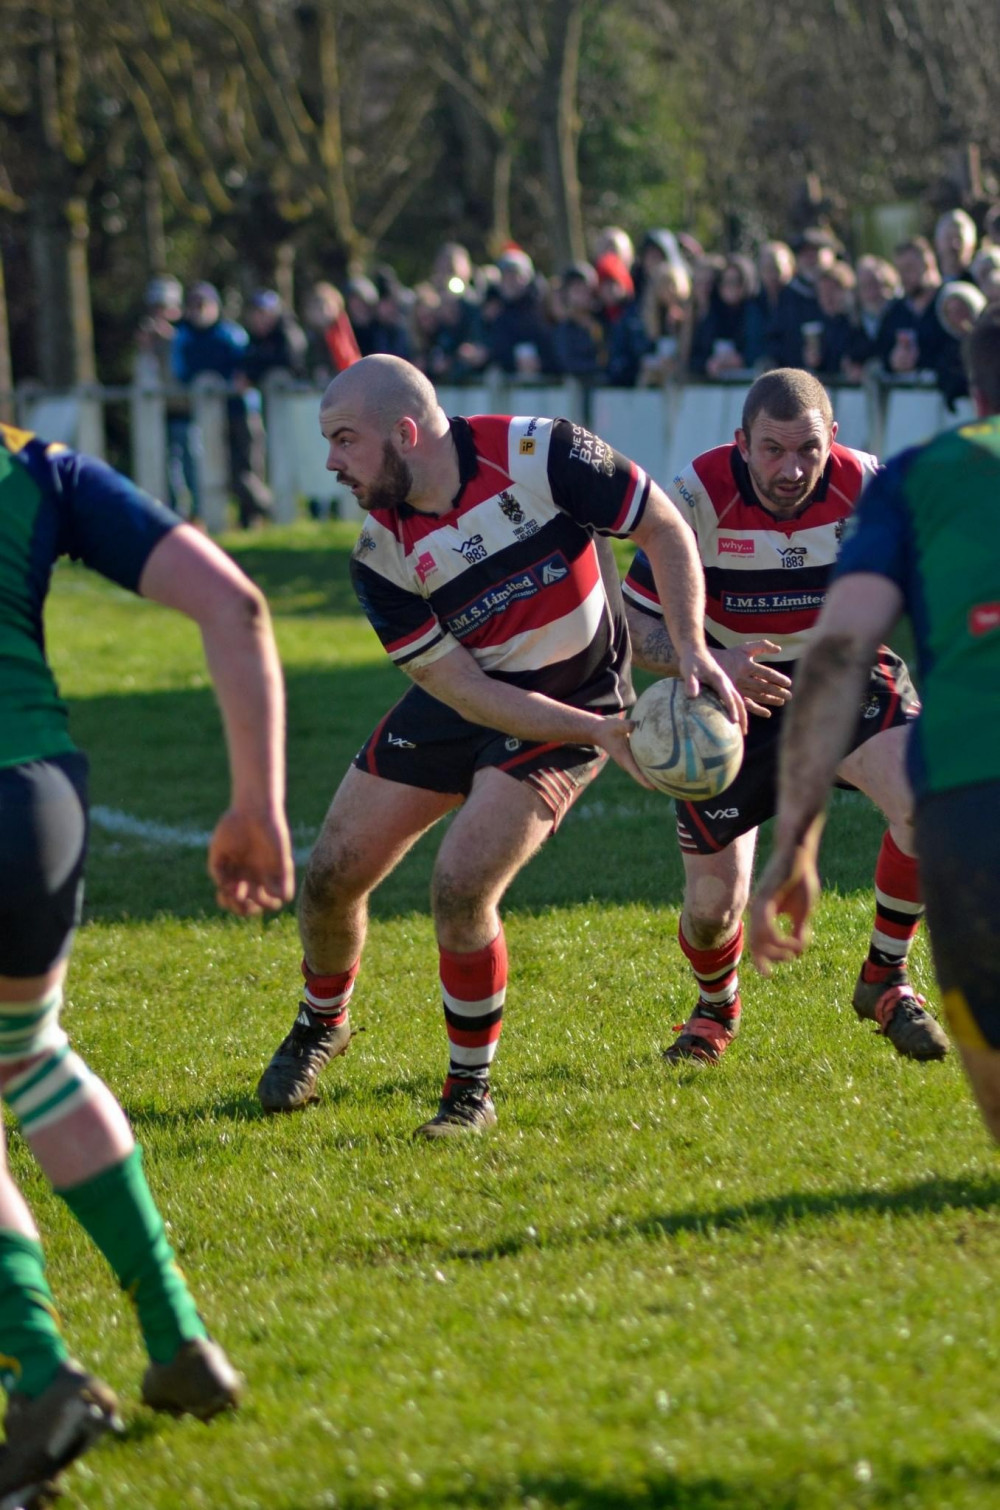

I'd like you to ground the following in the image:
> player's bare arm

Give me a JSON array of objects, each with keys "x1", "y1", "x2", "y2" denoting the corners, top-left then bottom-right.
[
  {"x1": 138, "y1": 525, "x2": 294, "y2": 915},
  {"x1": 625, "y1": 602, "x2": 682, "y2": 676},
  {"x1": 749, "y1": 574, "x2": 903, "y2": 972},
  {"x1": 407, "y1": 642, "x2": 654, "y2": 789},
  {"x1": 625, "y1": 601, "x2": 791, "y2": 720},
  {"x1": 630, "y1": 488, "x2": 746, "y2": 731}
]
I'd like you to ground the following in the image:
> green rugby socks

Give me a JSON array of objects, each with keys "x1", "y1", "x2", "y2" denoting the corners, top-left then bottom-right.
[
  {"x1": 0, "y1": 1230, "x2": 68, "y2": 1397},
  {"x1": 57, "y1": 1145, "x2": 207, "y2": 1365}
]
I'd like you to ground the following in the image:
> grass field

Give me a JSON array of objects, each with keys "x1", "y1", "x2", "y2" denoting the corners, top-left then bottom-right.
[{"x1": 15, "y1": 522, "x2": 999, "y2": 1509}]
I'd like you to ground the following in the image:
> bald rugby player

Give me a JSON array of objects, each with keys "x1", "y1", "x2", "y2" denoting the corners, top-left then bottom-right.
[{"x1": 257, "y1": 355, "x2": 742, "y2": 1135}]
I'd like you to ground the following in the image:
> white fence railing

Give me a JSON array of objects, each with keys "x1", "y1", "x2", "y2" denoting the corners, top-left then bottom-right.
[{"x1": 10, "y1": 371, "x2": 973, "y2": 534}]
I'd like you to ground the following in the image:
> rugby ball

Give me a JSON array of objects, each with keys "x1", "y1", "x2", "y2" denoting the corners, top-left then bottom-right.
[{"x1": 629, "y1": 679, "x2": 743, "y2": 800}]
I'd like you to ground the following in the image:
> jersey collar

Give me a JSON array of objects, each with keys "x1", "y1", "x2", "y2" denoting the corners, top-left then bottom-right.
[{"x1": 447, "y1": 416, "x2": 479, "y2": 508}]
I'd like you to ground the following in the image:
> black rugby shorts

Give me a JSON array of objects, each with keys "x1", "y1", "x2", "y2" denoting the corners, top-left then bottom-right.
[
  {"x1": 353, "y1": 683, "x2": 607, "y2": 828},
  {"x1": 915, "y1": 779, "x2": 1000, "y2": 1051},
  {"x1": 675, "y1": 647, "x2": 918, "y2": 854},
  {"x1": 0, "y1": 752, "x2": 89, "y2": 976}
]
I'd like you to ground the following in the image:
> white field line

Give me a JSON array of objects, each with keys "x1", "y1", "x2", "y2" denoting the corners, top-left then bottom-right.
[
  {"x1": 89, "y1": 789, "x2": 860, "y2": 858},
  {"x1": 89, "y1": 794, "x2": 648, "y2": 864},
  {"x1": 90, "y1": 806, "x2": 317, "y2": 865}
]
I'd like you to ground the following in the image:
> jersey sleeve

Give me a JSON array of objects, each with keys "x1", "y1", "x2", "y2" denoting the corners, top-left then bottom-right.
[
  {"x1": 621, "y1": 547, "x2": 661, "y2": 618},
  {"x1": 832, "y1": 449, "x2": 913, "y2": 590},
  {"x1": 35, "y1": 444, "x2": 180, "y2": 589},
  {"x1": 350, "y1": 529, "x2": 458, "y2": 672},
  {"x1": 508, "y1": 416, "x2": 649, "y2": 536},
  {"x1": 620, "y1": 462, "x2": 699, "y2": 618}
]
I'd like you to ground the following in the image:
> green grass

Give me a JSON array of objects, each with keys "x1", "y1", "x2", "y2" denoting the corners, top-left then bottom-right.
[{"x1": 11, "y1": 524, "x2": 998, "y2": 1509}]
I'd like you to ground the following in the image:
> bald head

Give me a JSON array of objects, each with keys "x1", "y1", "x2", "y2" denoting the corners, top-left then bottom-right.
[{"x1": 321, "y1": 354, "x2": 444, "y2": 434}]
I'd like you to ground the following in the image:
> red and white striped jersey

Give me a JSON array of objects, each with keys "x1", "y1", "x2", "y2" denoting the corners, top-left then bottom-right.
[
  {"x1": 622, "y1": 441, "x2": 879, "y2": 663},
  {"x1": 350, "y1": 415, "x2": 649, "y2": 710}
]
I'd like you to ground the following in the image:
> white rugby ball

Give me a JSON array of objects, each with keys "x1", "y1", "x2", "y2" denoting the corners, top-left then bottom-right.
[{"x1": 629, "y1": 679, "x2": 743, "y2": 800}]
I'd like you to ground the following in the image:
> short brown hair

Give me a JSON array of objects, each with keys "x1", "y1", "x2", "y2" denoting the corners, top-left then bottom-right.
[
  {"x1": 963, "y1": 306, "x2": 1000, "y2": 411},
  {"x1": 741, "y1": 368, "x2": 834, "y2": 437},
  {"x1": 894, "y1": 235, "x2": 934, "y2": 259}
]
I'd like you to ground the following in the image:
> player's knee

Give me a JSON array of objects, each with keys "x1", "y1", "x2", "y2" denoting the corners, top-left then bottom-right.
[
  {"x1": 682, "y1": 912, "x2": 739, "y2": 951},
  {"x1": 682, "y1": 890, "x2": 746, "y2": 949},
  {"x1": 301, "y1": 842, "x2": 368, "y2": 915},
  {"x1": 0, "y1": 989, "x2": 97, "y2": 1136},
  {"x1": 0, "y1": 986, "x2": 67, "y2": 1074},
  {"x1": 431, "y1": 867, "x2": 490, "y2": 933}
]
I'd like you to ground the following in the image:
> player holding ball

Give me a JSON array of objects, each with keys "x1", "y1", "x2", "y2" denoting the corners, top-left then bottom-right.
[
  {"x1": 256, "y1": 355, "x2": 743, "y2": 1136},
  {"x1": 623, "y1": 368, "x2": 948, "y2": 1066}
]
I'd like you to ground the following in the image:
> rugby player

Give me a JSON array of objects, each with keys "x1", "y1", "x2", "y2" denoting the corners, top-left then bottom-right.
[
  {"x1": 622, "y1": 368, "x2": 948, "y2": 1064},
  {"x1": 256, "y1": 354, "x2": 743, "y2": 1135},
  {"x1": 0, "y1": 423, "x2": 293, "y2": 1507},
  {"x1": 751, "y1": 310, "x2": 1000, "y2": 1142}
]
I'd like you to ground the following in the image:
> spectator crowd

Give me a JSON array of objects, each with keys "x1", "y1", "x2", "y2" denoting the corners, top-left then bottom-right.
[{"x1": 134, "y1": 204, "x2": 1000, "y2": 524}]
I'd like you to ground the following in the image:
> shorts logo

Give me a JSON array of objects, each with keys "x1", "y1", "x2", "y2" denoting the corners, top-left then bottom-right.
[
  {"x1": 704, "y1": 807, "x2": 739, "y2": 819},
  {"x1": 386, "y1": 733, "x2": 416, "y2": 749},
  {"x1": 860, "y1": 694, "x2": 881, "y2": 720},
  {"x1": 505, "y1": 737, "x2": 522, "y2": 752},
  {"x1": 415, "y1": 550, "x2": 437, "y2": 582},
  {"x1": 719, "y1": 537, "x2": 754, "y2": 556},
  {"x1": 519, "y1": 438, "x2": 536, "y2": 455},
  {"x1": 969, "y1": 602, "x2": 1000, "y2": 636}
]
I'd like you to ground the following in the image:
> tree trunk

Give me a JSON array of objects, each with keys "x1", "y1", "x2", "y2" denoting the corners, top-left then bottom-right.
[
  {"x1": 537, "y1": 0, "x2": 586, "y2": 266},
  {"x1": 67, "y1": 198, "x2": 96, "y2": 384},
  {"x1": 28, "y1": 187, "x2": 77, "y2": 387},
  {"x1": 488, "y1": 141, "x2": 513, "y2": 255},
  {"x1": 144, "y1": 162, "x2": 167, "y2": 273}
]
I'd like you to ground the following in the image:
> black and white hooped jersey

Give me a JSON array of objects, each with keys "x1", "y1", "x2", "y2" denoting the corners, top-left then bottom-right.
[
  {"x1": 350, "y1": 415, "x2": 649, "y2": 711},
  {"x1": 622, "y1": 441, "x2": 880, "y2": 663}
]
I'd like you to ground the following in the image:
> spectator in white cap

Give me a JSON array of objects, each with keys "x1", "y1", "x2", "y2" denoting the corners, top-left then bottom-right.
[{"x1": 933, "y1": 279, "x2": 987, "y2": 407}]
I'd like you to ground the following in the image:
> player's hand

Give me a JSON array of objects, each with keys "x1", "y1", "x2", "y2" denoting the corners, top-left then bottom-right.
[
  {"x1": 748, "y1": 840, "x2": 821, "y2": 976},
  {"x1": 208, "y1": 807, "x2": 295, "y2": 917},
  {"x1": 714, "y1": 641, "x2": 792, "y2": 719},
  {"x1": 594, "y1": 717, "x2": 655, "y2": 790},
  {"x1": 678, "y1": 648, "x2": 748, "y2": 735}
]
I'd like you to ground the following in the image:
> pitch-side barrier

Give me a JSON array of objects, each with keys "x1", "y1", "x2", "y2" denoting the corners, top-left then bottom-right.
[{"x1": 8, "y1": 372, "x2": 974, "y2": 533}]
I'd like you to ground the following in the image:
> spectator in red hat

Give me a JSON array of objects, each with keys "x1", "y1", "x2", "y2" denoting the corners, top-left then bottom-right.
[
  {"x1": 304, "y1": 282, "x2": 362, "y2": 384},
  {"x1": 598, "y1": 252, "x2": 650, "y2": 386}
]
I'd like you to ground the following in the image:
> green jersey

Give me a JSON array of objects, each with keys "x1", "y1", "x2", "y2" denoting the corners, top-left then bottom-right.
[
  {"x1": 0, "y1": 422, "x2": 178, "y2": 769},
  {"x1": 833, "y1": 414, "x2": 1000, "y2": 798}
]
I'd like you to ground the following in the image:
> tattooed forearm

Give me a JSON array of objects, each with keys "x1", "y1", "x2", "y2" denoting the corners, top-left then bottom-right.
[{"x1": 626, "y1": 608, "x2": 680, "y2": 675}]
